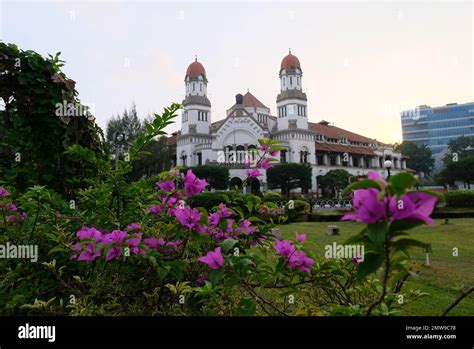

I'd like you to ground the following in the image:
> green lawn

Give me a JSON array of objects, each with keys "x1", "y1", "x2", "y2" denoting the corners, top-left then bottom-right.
[{"x1": 276, "y1": 219, "x2": 474, "y2": 316}]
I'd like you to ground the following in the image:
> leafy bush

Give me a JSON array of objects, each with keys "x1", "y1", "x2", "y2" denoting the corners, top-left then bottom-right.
[
  {"x1": 444, "y1": 190, "x2": 474, "y2": 208},
  {"x1": 0, "y1": 42, "x2": 106, "y2": 196},
  {"x1": 285, "y1": 199, "x2": 310, "y2": 222}
]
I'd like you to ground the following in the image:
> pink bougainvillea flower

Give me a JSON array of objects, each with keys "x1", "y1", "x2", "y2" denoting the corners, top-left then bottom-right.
[
  {"x1": 143, "y1": 237, "x2": 166, "y2": 250},
  {"x1": 21, "y1": 212, "x2": 27, "y2": 221},
  {"x1": 126, "y1": 233, "x2": 143, "y2": 255},
  {"x1": 226, "y1": 219, "x2": 234, "y2": 233},
  {"x1": 246, "y1": 168, "x2": 262, "y2": 177},
  {"x1": 257, "y1": 157, "x2": 273, "y2": 171},
  {"x1": 296, "y1": 233, "x2": 307, "y2": 244},
  {"x1": 0, "y1": 187, "x2": 11, "y2": 197},
  {"x1": 389, "y1": 191, "x2": 437, "y2": 225},
  {"x1": 166, "y1": 240, "x2": 183, "y2": 249},
  {"x1": 182, "y1": 170, "x2": 208, "y2": 197},
  {"x1": 147, "y1": 204, "x2": 163, "y2": 216},
  {"x1": 157, "y1": 180, "x2": 175, "y2": 193},
  {"x1": 6, "y1": 215, "x2": 17, "y2": 223},
  {"x1": 352, "y1": 255, "x2": 363, "y2": 265},
  {"x1": 106, "y1": 246, "x2": 122, "y2": 262},
  {"x1": 76, "y1": 226, "x2": 103, "y2": 243},
  {"x1": 198, "y1": 247, "x2": 224, "y2": 270},
  {"x1": 78, "y1": 243, "x2": 101, "y2": 261},
  {"x1": 102, "y1": 230, "x2": 127, "y2": 245},
  {"x1": 126, "y1": 223, "x2": 141, "y2": 231},
  {"x1": 259, "y1": 144, "x2": 269, "y2": 152},
  {"x1": 269, "y1": 149, "x2": 279, "y2": 157},
  {"x1": 218, "y1": 203, "x2": 232, "y2": 218},
  {"x1": 288, "y1": 251, "x2": 315, "y2": 273},
  {"x1": 341, "y1": 188, "x2": 387, "y2": 224},
  {"x1": 274, "y1": 239, "x2": 296, "y2": 258},
  {"x1": 173, "y1": 206, "x2": 201, "y2": 229},
  {"x1": 208, "y1": 212, "x2": 220, "y2": 226}
]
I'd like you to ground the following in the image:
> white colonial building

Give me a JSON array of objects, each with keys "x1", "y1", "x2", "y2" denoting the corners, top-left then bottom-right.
[{"x1": 176, "y1": 52, "x2": 406, "y2": 194}]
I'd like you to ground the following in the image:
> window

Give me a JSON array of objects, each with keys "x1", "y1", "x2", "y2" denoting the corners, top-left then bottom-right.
[
  {"x1": 193, "y1": 82, "x2": 195, "y2": 91},
  {"x1": 198, "y1": 111, "x2": 208, "y2": 121},
  {"x1": 317, "y1": 154, "x2": 324, "y2": 165},
  {"x1": 183, "y1": 111, "x2": 188, "y2": 122},
  {"x1": 330, "y1": 156, "x2": 336, "y2": 166},
  {"x1": 280, "y1": 150, "x2": 287, "y2": 163},
  {"x1": 290, "y1": 77, "x2": 293, "y2": 85},
  {"x1": 197, "y1": 152, "x2": 202, "y2": 166},
  {"x1": 300, "y1": 148, "x2": 309, "y2": 163},
  {"x1": 278, "y1": 106, "x2": 287, "y2": 118},
  {"x1": 297, "y1": 76, "x2": 300, "y2": 85},
  {"x1": 200, "y1": 83, "x2": 202, "y2": 92}
]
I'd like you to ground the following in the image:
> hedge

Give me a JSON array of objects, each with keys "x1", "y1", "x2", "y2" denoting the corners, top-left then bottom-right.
[{"x1": 444, "y1": 190, "x2": 474, "y2": 208}]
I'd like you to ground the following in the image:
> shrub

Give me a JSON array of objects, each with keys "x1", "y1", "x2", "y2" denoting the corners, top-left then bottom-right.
[
  {"x1": 285, "y1": 199, "x2": 310, "y2": 222},
  {"x1": 445, "y1": 190, "x2": 474, "y2": 208}
]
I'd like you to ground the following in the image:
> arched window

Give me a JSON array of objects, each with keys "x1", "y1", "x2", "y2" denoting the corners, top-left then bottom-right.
[
  {"x1": 290, "y1": 76, "x2": 293, "y2": 85},
  {"x1": 181, "y1": 151, "x2": 187, "y2": 166},
  {"x1": 248, "y1": 144, "x2": 257, "y2": 162},
  {"x1": 299, "y1": 147, "x2": 309, "y2": 163},
  {"x1": 236, "y1": 145, "x2": 245, "y2": 164}
]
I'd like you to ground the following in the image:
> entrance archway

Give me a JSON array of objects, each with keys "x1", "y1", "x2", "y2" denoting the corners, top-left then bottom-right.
[{"x1": 229, "y1": 177, "x2": 243, "y2": 190}]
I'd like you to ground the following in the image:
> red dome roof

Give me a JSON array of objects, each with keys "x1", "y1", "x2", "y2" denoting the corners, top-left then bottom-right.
[
  {"x1": 186, "y1": 59, "x2": 206, "y2": 78},
  {"x1": 280, "y1": 51, "x2": 301, "y2": 71}
]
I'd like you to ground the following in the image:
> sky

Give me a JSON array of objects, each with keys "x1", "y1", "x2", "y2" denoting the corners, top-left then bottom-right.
[{"x1": 1, "y1": 1, "x2": 473, "y2": 143}]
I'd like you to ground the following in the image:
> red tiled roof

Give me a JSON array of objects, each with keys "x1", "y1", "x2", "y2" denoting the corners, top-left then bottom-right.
[
  {"x1": 167, "y1": 134, "x2": 177, "y2": 145},
  {"x1": 186, "y1": 59, "x2": 206, "y2": 78},
  {"x1": 315, "y1": 142, "x2": 375, "y2": 155},
  {"x1": 242, "y1": 91, "x2": 267, "y2": 108},
  {"x1": 309, "y1": 121, "x2": 374, "y2": 144},
  {"x1": 281, "y1": 51, "x2": 301, "y2": 71}
]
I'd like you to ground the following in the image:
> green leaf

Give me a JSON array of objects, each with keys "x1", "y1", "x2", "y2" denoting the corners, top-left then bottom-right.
[
  {"x1": 343, "y1": 179, "x2": 381, "y2": 195},
  {"x1": 221, "y1": 238, "x2": 238, "y2": 253},
  {"x1": 366, "y1": 221, "x2": 388, "y2": 248},
  {"x1": 392, "y1": 238, "x2": 429, "y2": 253},
  {"x1": 357, "y1": 252, "x2": 384, "y2": 280},
  {"x1": 388, "y1": 220, "x2": 425, "y2": 235},
  {"x1": 389, "y1": 172, "x2": 418, "y2": 196},
  {"x1": 238, "y1": 298, "x2": 256, "y2": 316},
  {"x1": 209, "y1": 268, "x2": 224, "y2": 285}
]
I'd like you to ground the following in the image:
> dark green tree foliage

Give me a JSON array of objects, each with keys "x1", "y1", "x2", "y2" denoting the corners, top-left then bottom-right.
[
  {"x1": 0, "y1": 42, "x2": 106, "y2": 196},
  {"x1": 318, "y1": 169, "x2": 352, "y2": 194},
  {"x1": 267, "y1": 163, "x2": 312, "y2": 195},
  {"x1": 129, "y1": 136, "x2": 174, "y2": 180},
  {"x1": 184, "y1": 165, "x2": 229, "y2": 190},
  {"x1": 105, "y1": 102, "x2": 143, "y2": 151},
  {"x1": 395, "y1": 141, "x2": 434, "y2": 174},
  {"x1": 436, "y1": 136, "x2": 474, "y2": 187}
]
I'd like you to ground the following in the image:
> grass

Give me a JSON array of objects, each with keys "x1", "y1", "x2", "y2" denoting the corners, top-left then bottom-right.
[{"x1": 276, "y1": 219, "x2": 474, "y2": 316}]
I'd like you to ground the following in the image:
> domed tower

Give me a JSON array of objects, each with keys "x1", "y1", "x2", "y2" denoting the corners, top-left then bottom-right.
[
  {"x1": 181, "y1": 57, "x2": 211, "y2": 135},
  {"x1": 276, "y1": 50, "x2": 308, "y2": 130}
]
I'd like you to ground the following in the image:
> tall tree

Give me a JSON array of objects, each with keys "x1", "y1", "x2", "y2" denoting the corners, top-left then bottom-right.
[
  {"x1": 267, "y1": 163, "x2": 312, "y2": 195},
  {"x1": 443, "y1": 136, "x2": 474, "y2": 164},
  {"x1": 318, "y1": 169, "x2": 352, "y2": 196},
  {"x1": 106, "y1": 102, "x2": 143, "y2": 152},
  {"x1": 395, "y1": 142, "x2": 434, "y2": 174}
]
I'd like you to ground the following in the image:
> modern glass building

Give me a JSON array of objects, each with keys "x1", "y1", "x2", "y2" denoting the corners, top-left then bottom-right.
[{"x1": 401, "y1": 102, "x2": 474, "y2": 170}]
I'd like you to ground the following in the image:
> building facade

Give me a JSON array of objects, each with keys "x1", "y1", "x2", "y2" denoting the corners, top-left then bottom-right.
[
  {"x1": 401, "y1": 102, "x2": 474, "y2": 170},
  {"x1": 176, "y1": 52, "x2": 405, "y2": 193}
]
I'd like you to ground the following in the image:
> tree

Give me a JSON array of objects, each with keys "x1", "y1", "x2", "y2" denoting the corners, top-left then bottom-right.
[
  {"x1": 0, "y1": 42, "x2": 106, "y2": 196},
  {"x1": 184, "y1": 165, "x2": 229, "y2": 190},
  {"x1": 443, "y1": 136, "x2": 474, "y2": 164},
  {"x1": 395, "y1": 142, "x2": 434, "y2": 174},
  {"x1": 105, "y1": 102, "x2": 143, "y2": 152},
  {"x1": 436, "y1": 155, "x2": 474, "y2": 188},
  {"x1": 318, "y1": 169, "x2": 351, "y2": 196},
  {"x1": 267, "y1": 163, "x2": 312, "y2": 196}
]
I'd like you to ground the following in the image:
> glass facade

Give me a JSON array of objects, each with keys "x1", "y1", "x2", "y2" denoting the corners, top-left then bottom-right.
[{"x1": 401, "y1": 102, "x2": 474, "y2": 168}]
